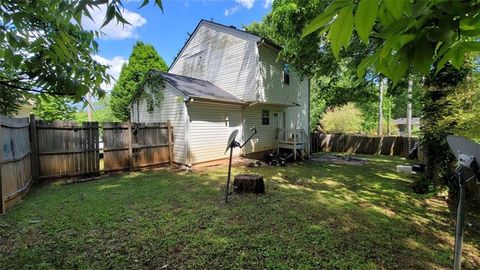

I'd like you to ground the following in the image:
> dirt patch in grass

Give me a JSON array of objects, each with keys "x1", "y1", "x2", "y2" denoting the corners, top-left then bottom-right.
[{"x1": 0, "y1": 155, "x2": 479, "y2": 269}]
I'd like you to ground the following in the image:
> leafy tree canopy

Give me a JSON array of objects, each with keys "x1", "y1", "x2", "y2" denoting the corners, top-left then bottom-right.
[
  {"x1": 0, "y1": 86, "x2": 24, "y2": 116},
  {"x1": 321, "y1": 103, "x2": 364, "y2": 133},
  {"x1": 302, "y1": 0, "x2": 480, "y2": 84},
  {"x1": 33, "y1": 96, "x2": 76, "y2": 121},
  {"x1": 0, "y1": 0, "x2": 163, "y2": 107},
  {"x1": 110, "y1": 42, "x2": 168, "y2": 121}
]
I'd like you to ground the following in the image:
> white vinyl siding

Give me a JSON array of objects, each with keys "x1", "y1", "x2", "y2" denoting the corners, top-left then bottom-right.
[
  {"x1": 257, "y1": 45, "x2": 306, "y2": 105},
  {"x1": 285, "y1": 78, "x2": 309, "y2": 133},
  {"x1": 130, "y1": 83, "x2": 187, "y2": 164},
  {"x1": 170, "y1": 21, "x2": 260, "y2": 102},
  {"x1": 242, "y1": 105, "x2": 284, "y2": 154},
  {"x1": 187, "y1": 102, "x2": 243, "y2": 164}
]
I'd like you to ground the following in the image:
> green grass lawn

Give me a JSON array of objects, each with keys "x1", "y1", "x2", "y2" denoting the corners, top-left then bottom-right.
[{"x1": 1, "y1": 155, "x2": 479, "y2": 269}]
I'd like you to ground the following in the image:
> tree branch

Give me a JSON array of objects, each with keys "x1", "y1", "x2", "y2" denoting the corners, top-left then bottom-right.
[{"x1": 0, "y1": 81, "x2": 75, "y2": 96}]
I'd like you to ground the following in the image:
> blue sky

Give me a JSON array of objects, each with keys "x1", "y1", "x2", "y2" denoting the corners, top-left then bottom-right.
[{"x1": 82, "y1": 0, "x2": 272, "y2": 90}]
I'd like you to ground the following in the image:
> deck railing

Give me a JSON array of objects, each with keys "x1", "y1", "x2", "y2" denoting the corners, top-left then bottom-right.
[{"x1": 276, "y1": 128, "x2": 310, "y2": 159}]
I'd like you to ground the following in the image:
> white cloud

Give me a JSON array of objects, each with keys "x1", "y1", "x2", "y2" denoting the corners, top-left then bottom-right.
[
  {"x1": 82, "y1": 5, "x2": 147, "y2": 40},
  {"x1": 92, "y1": 55, "x2": 128, "y2": 90},
  {"x1": 236, "y1": 0, "x2": 255, "y2": 9},
  {"x1": 224, "y1": 6, "x2": 240, "y2": 16},
  {"x1": 224, "y1": 0, "x2": 256, "y2": 17},
  {"x1": 264, "y1": 0, "x2": 273, "y2": 8}
]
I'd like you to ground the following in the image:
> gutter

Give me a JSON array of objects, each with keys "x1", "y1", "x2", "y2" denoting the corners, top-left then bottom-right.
[
  {"x1": 247, "y1": 101, "x2": 300, "y2": 107},
  {"x1": 187, "y1": 97, "x2": 246, "y2": 106}
]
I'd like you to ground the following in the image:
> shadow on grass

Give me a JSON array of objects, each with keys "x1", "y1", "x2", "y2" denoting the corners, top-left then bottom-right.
[{"x1": 0, "y1": 155, "x2": 479, "y2": 269}]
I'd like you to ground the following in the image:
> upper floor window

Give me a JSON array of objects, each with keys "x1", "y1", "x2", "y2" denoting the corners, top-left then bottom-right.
[{"x1": 283, "y1": 64, "x2": 290, "y2": 85}]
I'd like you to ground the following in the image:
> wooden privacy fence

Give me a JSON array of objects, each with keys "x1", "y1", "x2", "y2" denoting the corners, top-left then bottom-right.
[
  {"x1": 310, "y1": 133, "x2": 417, "y2": 157},
  {"x1": 103, "y1": 122, "x2": 173, "y2": 172},
  {"x1": 35, "y1": 120, "x2": 100, "y2": 180},
  {"x1": 32, "y1": 121, "x2": 173, "y2": 177},
  {"x1": 0, "y1": 115, "x2": 174, "y2": 213},
  {"x1": 0, "y1": 116, "x2": 32, "y2": 214}
]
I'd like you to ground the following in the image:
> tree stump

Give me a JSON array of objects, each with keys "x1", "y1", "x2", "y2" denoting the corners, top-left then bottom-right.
[{"x1": 233, "y1": 174, "x2": 265, "y2": 194}]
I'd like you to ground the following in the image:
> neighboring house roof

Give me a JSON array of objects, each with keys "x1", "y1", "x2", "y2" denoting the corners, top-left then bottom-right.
[
  {"x1": 393, "y1": 117, "x2": 421, "y2": 125},
  {"x1": 141, "y1": 71, "x2": 246, "y2": 105},
  {"x1": 169, "y1": 19, "x2": 282, "y2": 71}
]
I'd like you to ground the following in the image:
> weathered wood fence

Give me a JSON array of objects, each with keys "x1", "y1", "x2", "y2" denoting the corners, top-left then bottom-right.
[
  {"x1": 310, "y1": 133, "x2": 417, "y2": 157},
  {"x1": 1, "y1": 115, "x2": 174, "y2": 213},
  {"x1": 35, "y1": 120, "x2": 100, "y2": 180},
  {"x1": 103, "y1": 122, "x2": 173, "y2": 172},
  {"x1": 0, "y1": 116, "x2": 32, "y2": 214}
]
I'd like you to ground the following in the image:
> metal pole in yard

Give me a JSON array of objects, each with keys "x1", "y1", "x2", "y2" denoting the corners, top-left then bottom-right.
[
  {"x1": 225, "y1": 146, "x2": 233, "y2": 203},
  {"x1": 0, "y1": 123, "x2": 4, "y2": 214},
  {"x1": 453, "y1": 169, "x2": 466, "y2": 270}
]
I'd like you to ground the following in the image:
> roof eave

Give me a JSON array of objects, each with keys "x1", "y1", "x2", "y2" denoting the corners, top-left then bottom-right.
[
  {"x1": 189, "y1": 97, "x2": 246, "y2": 106},
  {"x1": 257, "y1": 38, "x2": 282, "y2": 51}
]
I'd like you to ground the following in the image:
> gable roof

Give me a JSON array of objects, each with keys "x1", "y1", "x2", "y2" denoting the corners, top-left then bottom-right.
[
  {"x1": 151, "y1": 71, "x2": 245, "y2": 105},
  {"x1": 169, "y1": 19, "x2": 281, "y2": 71}
]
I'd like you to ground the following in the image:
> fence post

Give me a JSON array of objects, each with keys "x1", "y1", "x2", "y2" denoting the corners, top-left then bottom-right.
[
  {"x1": 0, "y1": 123, "x2": 4, "y2": 214},
  {"x1": 127, "y1": 121, "x2": 134, "y2": 171},
  {"x1": 167, "y1": 120, "x2": 173, "y2": 167},
  {"x1": 29, "y1": 114, "x2": 39, "y2": 183}
]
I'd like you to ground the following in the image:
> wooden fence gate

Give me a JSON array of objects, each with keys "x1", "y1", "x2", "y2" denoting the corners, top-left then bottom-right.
[
  {"x1": 34, "y1": 120, "x2": 100, "y2": 180},
  {"x1": 0, "y1": 116, "x2": 32, "y2": 213},
  {"x1": 103, "y1": 122, "x2": 173, "y2": 172}
]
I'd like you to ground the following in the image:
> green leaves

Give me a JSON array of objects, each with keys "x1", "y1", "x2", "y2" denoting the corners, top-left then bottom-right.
[
  {"x1": 436, "y1": 40, "x2": 480, "y2": 72},
  {"x1": 356, "y1": 52, "x2": 377, "y2": 78},
  {"x1": 412, "y1": 37, "x2": 434, "y2": 74},
  {"x1": 355, "y1": 0, "x2": 378, "y2": 44},
  {"x1": 384, "y1": 0, "x2": 407, "y2": 20},
  {"x1": 328, "y1": 4, "x2": 354, "y2": 59},
  {"x1": 0, "y1": 0, "x2": 163, "y2": 109},
  {"x1": 301, "y1": 0, "x2": 349, "y2": 38},
  {"x1": 102, "y1": 4, "x2": 116, "y2": 28},
  {"x1": 301, "y1": 0, "x2": 479, "y2": 83}
]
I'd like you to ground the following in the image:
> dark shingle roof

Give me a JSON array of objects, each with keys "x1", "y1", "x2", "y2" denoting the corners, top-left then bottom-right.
[{"x1": 156, "y1": 71, "x2": 245, "y2": 104}]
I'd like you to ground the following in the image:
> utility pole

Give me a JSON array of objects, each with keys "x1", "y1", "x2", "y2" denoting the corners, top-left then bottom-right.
[
  {"x1": 86, "y1": 92, "x2": 93, "y2": 122},
  {"x1": 407, "y1": 79, "x2": 413, "y2": 137},
  {"x1": 407, "y1": 78, "x2": 413, "y2": 151},
  {"x1": 378, "y1": 78, "x2": 384, "y2": 136}
]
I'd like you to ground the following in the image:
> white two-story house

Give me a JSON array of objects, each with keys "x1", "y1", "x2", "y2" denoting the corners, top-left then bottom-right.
[{"x1": 130, "y1": 20, "x2": 310, "y2": 165}]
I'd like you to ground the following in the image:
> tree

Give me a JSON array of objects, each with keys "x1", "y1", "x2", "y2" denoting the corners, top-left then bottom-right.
[
  {"x1": 0, "y1": 0, "x2": 163, "y2": 110},
  {"x1": 321, "y1": 103, "x2": 363, "y2": 133},
  {"x1": 0, "y1": 87, "x2": 24, "y2": 116},
  {"x1": 33, "y1": 96, "x2": 76, "y2": 121},
  {"x1": 301, "y1": 0, "x2": 480, "y2": 84},
  {"x1": 301, "y1": 0, "x2": 480, "y2": 184},
  {"x1": 110, "y1": 42, "x2": 168, "y2": 120}
]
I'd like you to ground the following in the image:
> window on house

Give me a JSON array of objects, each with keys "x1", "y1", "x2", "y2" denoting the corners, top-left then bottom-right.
[
  {"x1": 262, "y1": 110, "x2": 269, "y2": 125},
  {"x1": 283, "y1": 64, "x2": 290, "y2": 85}
]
